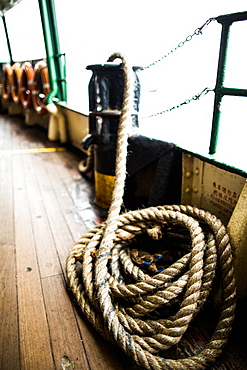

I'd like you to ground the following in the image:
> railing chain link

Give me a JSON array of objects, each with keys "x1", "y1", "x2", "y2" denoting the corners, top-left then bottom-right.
[
  {"x1": 137, "y1": 18, "x2": 216, "y2": 118},
  {"x1": 142, "y1": 87, "x2": 214, "y2": 119},
  {"x1": 138, "y1": 17, "x2": 216, "y2": 71}
]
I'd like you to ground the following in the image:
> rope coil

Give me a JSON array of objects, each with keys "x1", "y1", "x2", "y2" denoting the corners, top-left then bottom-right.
[{"x1": 66, "y1": 53, "x2": 236, "y2": 370}]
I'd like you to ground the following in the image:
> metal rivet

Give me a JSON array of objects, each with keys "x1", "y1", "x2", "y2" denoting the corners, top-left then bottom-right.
[
  {"x1": 185, "y1": 171, "x2": 191, "y2": 178},
  {"x1": 194, "y1": 167, "x2": 200, "y2": 175},
  {"x1": 193, "y1": 187, "x2": 199, "y2": 193},
  {"x1": 185, "y1": 187, "x2": 191, "y2": 193}
]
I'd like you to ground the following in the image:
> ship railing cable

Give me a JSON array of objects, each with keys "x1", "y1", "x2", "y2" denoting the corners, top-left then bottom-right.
[
  {"x1": 137, "y1": 17, "x2": 215, "y2": 72},
  {"x1": 141, "y1": 87, "x2": 214, "y2": 119},
  {"x1": 137, "y1": 17, "x2": 216, "y2": 119},
  {"x1": 66, "y1": 53, "x2": 236, "y2": 370}
]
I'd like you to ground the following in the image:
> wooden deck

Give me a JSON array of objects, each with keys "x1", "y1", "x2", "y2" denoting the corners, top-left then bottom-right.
[{"x1": 0, "y1": 114, "x2": 247, "y2": 369}]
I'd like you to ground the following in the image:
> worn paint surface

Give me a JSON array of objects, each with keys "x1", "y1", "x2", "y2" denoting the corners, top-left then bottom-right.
[
  {"x1": 228, "y1": 181, "x2": 247, "y2": 299},
  {"x1": 182, "y1": 153, "x2": 246, "y2": 225},
  {"x1": 182, "y1": 153, "x2": 247, "y2": 298}
]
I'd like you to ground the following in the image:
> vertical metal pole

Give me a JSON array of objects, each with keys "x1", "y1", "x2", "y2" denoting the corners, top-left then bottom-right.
[
  {"x1": 2, "y1": 14, "x2": 13, "y2": 64},
  {"x1": 38, "y1": 0, "x2": 67, "y2": 103},
  {"x1": 209, "y1": 21, "x2": 232, "y2": 155}
]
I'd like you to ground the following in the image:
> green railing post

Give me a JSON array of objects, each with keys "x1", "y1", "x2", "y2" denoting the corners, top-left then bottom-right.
[
  {"x1": 38, "y1": 0, "x2": 67, "y2": 104},
  {"x1": 209, "y1": 20, "x2": 231, "y2": 155},
  {"x1": 209, "y1": 11, "x2": 247, "y2": 155},
  {"x1": 1, "y1": 14, "x2": 13, "y2": 64}
]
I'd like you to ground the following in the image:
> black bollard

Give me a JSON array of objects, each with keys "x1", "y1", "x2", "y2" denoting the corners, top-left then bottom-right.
[{"x1": 83, "y1": 62, "x2": 140, "y2": 208}]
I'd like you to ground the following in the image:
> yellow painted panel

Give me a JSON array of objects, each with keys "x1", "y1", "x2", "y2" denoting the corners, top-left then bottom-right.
[{"x1": 94, "y1": 171, "x2": 115, "y2": 209}]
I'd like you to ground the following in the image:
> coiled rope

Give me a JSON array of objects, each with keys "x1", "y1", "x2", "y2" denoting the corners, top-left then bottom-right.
[{"x1": 66, "y1": 53, "x2": 236, "y2": 370}]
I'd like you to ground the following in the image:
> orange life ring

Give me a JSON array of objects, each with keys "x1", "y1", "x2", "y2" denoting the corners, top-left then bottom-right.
[
  {"x1": 11, "y1": 62, "x2": 22, "y2": 103},
  {"x1": 2, "y1": 63, "x2": 13, "y2": 101},
  {"x1": 19, "y1": 62, "x2": 34, "y2": 109},
  {"x1": 32, "y1": 60, "x2": 50, "y2": 115}
]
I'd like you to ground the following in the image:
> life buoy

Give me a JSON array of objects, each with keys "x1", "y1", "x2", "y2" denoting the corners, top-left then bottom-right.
[
  {"x1": 11, "y1": 62, "x2": 22, "y2": 103},
  {"x1": 32, "y1": 60, "x2": 50, "y2": 115},
  {"x1": 2, "y1": 63, "x2": 13, "y2": 101},
  {"x1": 19, "y1": 62, "x2": 34, "y2": 109}
]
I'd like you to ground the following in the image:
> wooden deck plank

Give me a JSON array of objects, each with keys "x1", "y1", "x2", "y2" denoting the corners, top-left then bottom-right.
[
  {"x1": 13, "y1": 153, "x2": 55, "y2": 369},
  {"x1": 0, "y1": 117, "x2": 15, "y2": 246},
  {"x1": 74, "y1": 307, "x2": 136, "y2": 370},
  {"x1": 30, "y1": 152, "x2": 77, "y2": 273},
  {"x1": 21, "y1": 151, "x2": 62, "y2": 278},
  {"x1": 11, "y1": 116, "x2": 49, "y2": 150},
  {"x1": 0, "y1": 244, "x2": 20, "y2": 370},
  {"x1": 0, "y1": 117, "x2": 19, "y2": 369},
  {"x1": 0, "y1": 116, "x2": 11, "y2": 153},
  {"x1": 0, "y1": 155, "x2": 14, "y2": 246},
  {"x1": 0, "y1": 116, "x2": 7, "y2": 149},
  {"x1": 50, "y1": 150, "x2": 103, "y2": 232},
  {"x1": 42, "y1": 274, "x2": 90, "y2": 369},
  {"x1": 41, "y1": 151, "x2": 89, "y2": 244}
]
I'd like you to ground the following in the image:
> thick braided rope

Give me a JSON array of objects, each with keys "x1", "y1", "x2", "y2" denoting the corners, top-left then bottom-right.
[{"x1": 66, "y1": 54, "x2": 236, "y2": 369}]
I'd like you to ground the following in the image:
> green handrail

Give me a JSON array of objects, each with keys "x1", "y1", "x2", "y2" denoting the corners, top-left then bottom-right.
[
  {"x1": 209, "y1": 11, "x2": 247, "y2": 155},
  {"x1": 38, "y1": 0, "x2": 67, "y2": 104}
]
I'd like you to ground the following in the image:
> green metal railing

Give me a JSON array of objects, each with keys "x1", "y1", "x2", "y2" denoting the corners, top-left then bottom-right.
[
  {"x1": 1, "y1": 14, "x2": 13, "y2": 64},
  {"x1": 1, "y1": 0, "x2": 67, "y2": 105},
  {"x1": 38, "y1": 0, "x2": 67, "y2": 104},
  {"x1": 209, "y1": 11, "x2": 247, "y2": 155}
]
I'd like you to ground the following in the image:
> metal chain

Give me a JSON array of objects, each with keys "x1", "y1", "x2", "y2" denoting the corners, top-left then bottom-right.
[
  {"x1": 141, "y1": 87, "x2": 214, "y2": 119},
  {"x1": 137, "y1": 17, "x2": 216, "y2": 71},
  {"x1": 137, "y1": 18, "x2": 216, "y2": 118}
]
